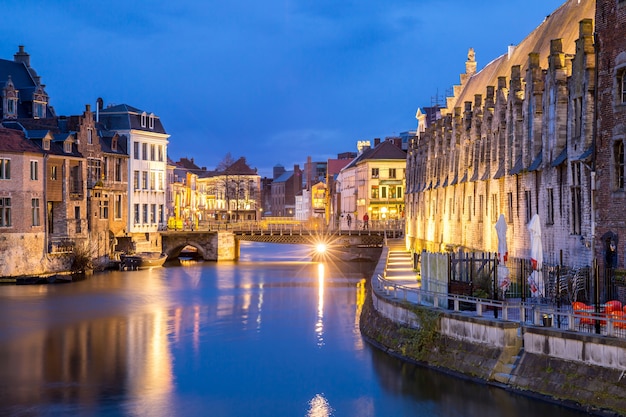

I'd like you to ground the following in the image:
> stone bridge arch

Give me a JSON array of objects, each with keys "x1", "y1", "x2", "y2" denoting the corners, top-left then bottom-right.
[{"x1": 161, "y1": 231, "x2": 222, "y2": 261}]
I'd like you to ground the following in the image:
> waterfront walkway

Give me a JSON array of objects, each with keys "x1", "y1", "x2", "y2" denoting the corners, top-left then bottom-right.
[{"x1": 380, "y1": 239, "x2": 419, "y2": 289}]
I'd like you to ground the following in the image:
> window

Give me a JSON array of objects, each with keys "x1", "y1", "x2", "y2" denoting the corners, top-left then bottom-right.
[
  {"x1": 142, "y1": 143, "x2": 148, "y2": 160},
  {"x1": 31, "y1": 198, "x2": 40, "y2": 226},
  {"x1": 134, "y1": 204, "x2": 140, "y2": 224},
  {"x1": 30, "y1": 160, "x2": 38, "y2": 180},
  {"x1": 142, "y1": 171, "x2": 148, "y2": 189},
  {"x1": 468, "y1": 196, "x2": 472, "y2": 220},
  {"x1": 0, "y1": 198, "x2": 11, "y2": 227},
  {"x1": 149, "y1": 114, "x2": 155, "y2": 129},
  {"x1": 150, "y1": 144, "x2": 156, "y2": 161},
  {"x1": 43, "y1": 139, "x2": 50, "y2": 150},
  {"x1": 491, "y1": 194, "x2": 498, "y2": 222},
  {"x1": 525, "y1": 190, "x2": 532, "y2": 223},
  {"x1": 115, "y1": 158, "x2": 122, "y2": 182},
  {"x1": 0, "y1": 159, "x2": 10, "y2": 179},
  {"x1": 87, "y1": 158, "x2": 102, "y2": 187},
  {"x1": 615, "y1": 140, "x2": 624, "y2": 190},
  {"x1": 115, "y1": 195, "x2": 122, "y2": 219},
  {"x1": 158, "y1": 145, "x2": 163, "y2": 161},
  {"x1": 158, "y1": 172, "x2": 163, "y2": 190},
  {"x1": 151, "y1": 204, "x2": 156, "y2": 224},
  {"x1": 547, "y1": 188, "x2": 554, "y2": 225},
  {"x1": 371, "y1": 168, "x2": 379, "y2": 178},
  {"x1": 134, "y1": 142, "x2": 140, "y2": 159},
  {"x1": 507, "y1": 192, "x2": 513, "y2": 223},
  {"x1": 381, "y1": 186, "x2": 387, "y2": 199},
  {"x1": 133, "y1": 171, "x2": 140, "y2": 190},
  {"x1": 112, "y1": 137, "x2": 118, "y2": 151},
  {"x1": 142, "y1": 204, "x2": 148, "y2": 223},
  {"x1": 141, "y1": 112, "x2": 147, "y2": 128},
  {"x1": 87, "y1": 128, "x2": 93, "y2": 145},
  {"x1": 50, "y1": 165, "x2": 57, "y2": 180},
  {"x1": 371, "y1": 185, "x2": 379, "y2": 199},
  {"x1": 159, "y1": 204, "x2": 164, "y2": 223},
  {"x1": 619, "y1": 69, "x2": 626, "y2": 104},
  {"x1": 99, "y1": 199, "x2": 109, "y2": 219},
  {"x1": 150, "y1": 171, "x2": 155, "y2": 190},
  {"x1": 478, "y1": 195, "x2": 484, "y2": 223},
  {"x1": 572, "y1": 162, "x2": 582, "y2": 234},
  {"x1": 389, "y1": 168, "x2": 396, "y2": 179},
  {"x1": 573, "y1": 97, "x2": 582, "y2": 139},
  {"x1": 33, "y1": 102, "x2": 45, "y2": 118},
  {"x1": 64, "y1": 140, "x2": 72, "y2": 153}
]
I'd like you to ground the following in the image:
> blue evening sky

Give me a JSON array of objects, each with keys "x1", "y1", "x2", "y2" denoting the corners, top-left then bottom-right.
[{"x1": 0, "y1": 0, "x2": 565, "y2": 176}]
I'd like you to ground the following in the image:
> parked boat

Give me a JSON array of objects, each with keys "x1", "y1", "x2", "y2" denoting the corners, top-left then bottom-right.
[{"x1": 120, "y1": 252, "x2": 167, "y2": 270}]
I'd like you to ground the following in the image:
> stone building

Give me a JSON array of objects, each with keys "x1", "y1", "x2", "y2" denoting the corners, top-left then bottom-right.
[
  {"x1": 595, "y1": 0, "x2": 626, "y2": 278},
  {"x1": 406, "y1": 0, "x2": 596, "y2": 269}
]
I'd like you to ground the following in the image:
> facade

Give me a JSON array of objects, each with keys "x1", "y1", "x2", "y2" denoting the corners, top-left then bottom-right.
[
  {"x1": 595, "y1": 0, "x2": 626, "y2": 278},
  {"x1": 269, "y1": 165, "x2": 302, "y2": 217},
  {"x1": 97, "y1": 103, "x2": 169, "y2": 253},
  {"x1": 337, "y1": 139, "x2": 406, "y2": 229},
  {"x1": 0, "y1": 127, "x2": 52, "y2": 276},
  {"x1": 405, "y1": 0, "x2": 596, "y2": 271}
]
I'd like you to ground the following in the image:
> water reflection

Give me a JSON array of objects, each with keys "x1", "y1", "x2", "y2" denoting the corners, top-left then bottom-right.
[
  {"x1": 307, "y1": 393, "x2": 334, "y2": 417},
  {"x1": 316, "y1": 263, "x2": 325, "y2": 347}
]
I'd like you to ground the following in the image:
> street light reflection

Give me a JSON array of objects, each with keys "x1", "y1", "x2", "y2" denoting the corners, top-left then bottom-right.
[
  {"x1": 307, "y1": 393, "x2": 334, "y2": 417},
  {"x1": 316, "y1": 263, "x2": 325, "y2": 347}
]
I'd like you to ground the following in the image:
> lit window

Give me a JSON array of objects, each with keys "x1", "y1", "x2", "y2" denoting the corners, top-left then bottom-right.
[
  {"x1": 30, "y1": 160, "x2": 38, "y2": 180},
  {"x1": 0, "y1": 159, "x2": 10, "y2": 179},
  {"x1": 31, "y1": 198, "x2": 40, "y2": 226},
  {"x1": 0, "y1": 198, "x2": 11, "y2": 227},
  {"x1": 371, "y1": 168, "x2": 379, "y2": 178}
]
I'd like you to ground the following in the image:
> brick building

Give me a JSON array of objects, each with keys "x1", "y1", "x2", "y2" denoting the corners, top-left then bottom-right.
[{"x1": 594, "y1": 0, "x2": 626, "y2": 278}]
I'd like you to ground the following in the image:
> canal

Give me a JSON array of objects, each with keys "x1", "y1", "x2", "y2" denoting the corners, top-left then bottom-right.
[{"x1": 0, "y1": 241, "x2": 591, "y2": 416}]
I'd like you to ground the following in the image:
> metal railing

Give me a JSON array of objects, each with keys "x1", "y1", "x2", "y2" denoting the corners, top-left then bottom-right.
[{"x1": 373, "y1": 273, "x2": 626, "y2": 339}]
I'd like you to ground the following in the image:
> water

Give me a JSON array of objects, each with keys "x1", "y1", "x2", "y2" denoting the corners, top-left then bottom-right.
[{"x1": 0, "y1": 242, "x2": 590, "y2": 416}]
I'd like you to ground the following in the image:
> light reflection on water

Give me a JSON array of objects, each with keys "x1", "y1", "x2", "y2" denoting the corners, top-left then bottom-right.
[{"x1": 0, "y1": 241, "x2": 591, "y2": 417}]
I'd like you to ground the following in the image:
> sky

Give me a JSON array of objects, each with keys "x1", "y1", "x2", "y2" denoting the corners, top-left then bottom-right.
[{"x1": 0, "y1": 0, "x2": 567, "y2": 177}]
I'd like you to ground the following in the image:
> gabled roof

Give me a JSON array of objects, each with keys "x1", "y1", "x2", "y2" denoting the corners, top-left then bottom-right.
[
  {"x1": 273, "y1": 170, "x2": 293, "y2": 183},
  {"x1": 223, "y1": 157, "x2": 257, "y2": 175},
  {"x1": 447, "y1": 0, "x2": 594, "y2": 112},
  {"x1": 0, "y1": 126, "x2": 42, "y2": 154},
  {"x1": 342, "y1": 140, "x2": 407, "y2": 172}
]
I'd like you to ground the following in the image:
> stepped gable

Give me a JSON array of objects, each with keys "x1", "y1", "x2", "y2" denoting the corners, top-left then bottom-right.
[
  {"x1": 0, "y1": 126, "x2": 41, "y2": 153},
  {"x1": 446, "y1": 0, "x2": 595, "y2": 113}
]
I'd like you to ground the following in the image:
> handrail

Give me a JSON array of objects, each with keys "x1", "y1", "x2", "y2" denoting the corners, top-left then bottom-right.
[{"x1": 373, "y1": 273, "x2": 626, "y2": 338}]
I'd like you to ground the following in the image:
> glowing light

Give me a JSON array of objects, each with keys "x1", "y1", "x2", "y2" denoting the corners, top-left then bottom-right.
[
  {"x1": 316, "y1": 243, "x2": 327, "y2": 254},
  {"x1": 307, "y1": 393, "x2": 333, "y2": 417}
]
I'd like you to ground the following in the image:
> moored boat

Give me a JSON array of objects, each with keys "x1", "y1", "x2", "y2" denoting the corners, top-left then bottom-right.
[{"x1": 120, "y1": 252, "x2": 167, "y2": 270}]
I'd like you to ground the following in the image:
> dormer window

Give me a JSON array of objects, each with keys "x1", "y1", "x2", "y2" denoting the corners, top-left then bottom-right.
[
  {"x1": 141, "y1": 112, "x2": 147, "y2": 128},
  {"x1": 3, "y1": 76, "x2": 18, "y2": 119},
  {"x1": 149, "y1": 113, "x2": 155, "y2": 129},
  {"x1": 64, "y1": 140, "x2": 72, "y2": 153},
  {"x1": 33, "y1": 101, "x2": 45, "y2": 119},
  {"x1": 112, "y1": 137, "x2": 118, "y2": 151},
  {"x1": 43, "y1": 139, "x2": 50, "y2": 150}
]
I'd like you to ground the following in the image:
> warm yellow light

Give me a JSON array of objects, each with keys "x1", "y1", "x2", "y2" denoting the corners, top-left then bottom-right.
[{"x1": 316, "y1": 243, "x2": 327, "y2": 254}]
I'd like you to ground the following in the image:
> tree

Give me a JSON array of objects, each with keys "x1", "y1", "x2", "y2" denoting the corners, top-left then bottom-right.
[{"x1": 216, "y1": 152, "x2": 236, "y2": 172}]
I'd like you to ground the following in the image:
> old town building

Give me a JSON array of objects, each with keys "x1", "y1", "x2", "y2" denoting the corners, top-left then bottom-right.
[
  {"x1": 97, "y1": 103, "x2": 169, "y2": 254},
  {"x1": 406, "y1": 0, "x2": 596, "y2": 271},
  {"x1": 595, "y1": 0, "x2": 626, "y2": 289},
  {"x1": 337, "y1": 138, "x2": 406, "y2": 229}
]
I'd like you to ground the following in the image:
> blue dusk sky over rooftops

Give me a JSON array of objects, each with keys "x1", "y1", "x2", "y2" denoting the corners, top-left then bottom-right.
[{"x1": 0, "y1": 0, "x2": 565, "y2": 176}]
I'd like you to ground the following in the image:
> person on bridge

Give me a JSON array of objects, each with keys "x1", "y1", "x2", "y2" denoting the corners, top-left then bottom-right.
[
  {"x1": 363, "y1": 213, "x2": 369, "y2": 230},
  {"x1": 346, "y1": 213, "x2": 352, "y2": 229}
]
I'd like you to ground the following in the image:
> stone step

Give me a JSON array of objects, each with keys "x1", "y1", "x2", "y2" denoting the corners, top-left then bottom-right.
[{"x1": 493, "y1": 372, "x2": 512, "y2": 384}]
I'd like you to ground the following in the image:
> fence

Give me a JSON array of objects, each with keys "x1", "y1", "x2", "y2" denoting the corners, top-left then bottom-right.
[{"x1": 373, "y1": 272, "x2": 626, "y2": 339}]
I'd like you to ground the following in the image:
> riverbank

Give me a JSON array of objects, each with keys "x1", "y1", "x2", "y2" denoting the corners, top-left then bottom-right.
[{"x1": 359, "y1": 240, "x2": 626, "y2": 416}]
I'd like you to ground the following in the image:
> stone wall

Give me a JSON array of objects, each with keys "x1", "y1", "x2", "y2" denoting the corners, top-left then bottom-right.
[{"x1": 363, "y1": 282, "x2": 626, "y2": 415}]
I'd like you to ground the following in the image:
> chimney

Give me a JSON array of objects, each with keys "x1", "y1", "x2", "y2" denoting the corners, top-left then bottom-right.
[
  {"x1": 96, "y1": 97, "x2": 104, "y2": 122},
  {"x1": 14, "y1": 45, "x2": 30, "y2": 67},
  {"x1": 374, "y1": 138, "x2": 380, "y2": 146}
]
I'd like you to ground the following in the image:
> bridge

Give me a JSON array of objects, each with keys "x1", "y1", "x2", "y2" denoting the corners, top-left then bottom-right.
[{"x1": 160, "y1": 222, "x2": 403, "y2": 261}]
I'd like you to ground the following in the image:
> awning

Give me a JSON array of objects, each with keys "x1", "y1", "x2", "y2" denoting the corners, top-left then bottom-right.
[
  {"x1": 551, "y1": 148, "x2": 568, "y2": 167},
  {"x1": 509, "y1": 156, "x2": 524, "y2": 175},
  {"x1": 527, "y1": 152, "x2": 542, "y2": 172}
]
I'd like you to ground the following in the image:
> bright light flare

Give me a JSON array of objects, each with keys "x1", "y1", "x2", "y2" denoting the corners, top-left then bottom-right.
[{"x1": 315, "y1": 243, "x2": 327, "y2": 254}]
